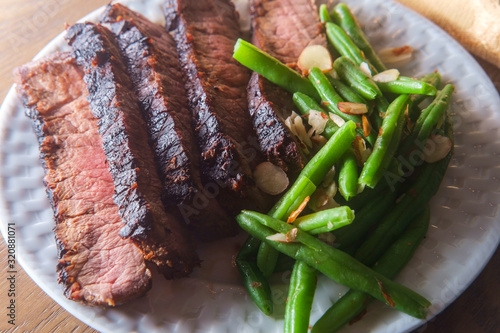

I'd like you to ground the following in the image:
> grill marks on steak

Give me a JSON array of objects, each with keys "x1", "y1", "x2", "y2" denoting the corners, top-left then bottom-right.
[
  {"x1": 247, "y1": 0, "x2": 327, "y2": 176},
  {"x1": 100, "y1": 4, "x2": 235, "y2": 240},
  {"x1": 14, "y1": 52, "x2": 152, "y2": 306},
  {"x1": 247, "y1": 72, "x2": 304, "y2": 176},
  {"x1": 165, "y1": 0, "x2": 270, "y2": 214},
  {"x1": 65, "y1": 23, "x2": 199, "y2": 278}
]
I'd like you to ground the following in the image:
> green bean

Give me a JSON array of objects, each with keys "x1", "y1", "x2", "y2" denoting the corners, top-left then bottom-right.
[
  {"x1": 284, "y1": 261, "x2": 318, "y2": 333},
  {"x1": 312, "y1": 206, "x2": 430, "y2": 333},
  {"x1": 376, "y1": 77, "x2": 438, "y2": 96},
  {"x1": 333, "y1": 56, "x2": 382, "y2": 100},
  {"x1": 400, "y1": 84, "x2": 454, "y2": 156},
  {"x1": 268, "y1": 176, "x2": 317, "y2": 221},
  {"x1": 297, "y1": 120, "x2": 357, "y2": 185},
  {"x1": 292, "y1": 92, "x2": 339, "y2": 139},
  {"x1": 256, "y1": 242, "x2": 279, "y2": 278},
  {"x1": 235, "y1": 236, "x2": 273, "y2": 315},
  {"x1": 416, "y1": 84, "x2": 454, "y2": 142},
  {"x1": 372, "y1": 95, "x2": 389, "y2": 129},
  {"x1": 325, "y1": 22, "x2": 370, "y2": 70},
  {"x1": 292, "y1": 206, "x2": 354, "y2": 234},
  {"x1": 333, "y1": 186, "x2": 400, "y2": 251},
  {"x1": 358, "y1": 94, "x2": 409, "y2": 189},
  {"x1": 327, "y1": 77, "x2": 367, "y2": 104},
  {"x1": 233, "y1": 39, "x2": 320, "y2": 100},
  {"x1": 355, "y1": 140, "x2": 453, "y2": 266},
  {"x1": 338, "y1": 148, "x2": 359, "y2": 201},
  {"x1": 319, "y1": 4, "x2": 332, "y2": 23},
  {"x1": 409, "y1": 72, "x2": 442, "y2": 121},
  {"x1": 236, "y1": 211, "x2": 431, "y2": 318},
  {"x1": 331, "y1": 3, "x2": 387, "y2": 73},
  {"x1": 258, "y1": 176, "x2": 316, "y2": 277},
  {"x1": 308, "y1": 68, "x2": 377, "y2": 145},
  {"x1": 257, "y1": 121, "x2": 357, "y2": 277}
]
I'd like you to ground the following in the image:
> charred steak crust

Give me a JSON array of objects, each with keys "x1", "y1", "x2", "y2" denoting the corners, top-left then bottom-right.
[
  {"x1": 101, "y1": 4, "x2": 197, "y2": 205},
  {"x1": 65, "y1": 23, "x2": 199, "y2": 278},
  {"x1": 164, "y1": 0, "x2": 271, "y2": 214},
  {"x1": 14, "y1": 52, "x2": 152, "y2": 306},
  {"x1": 247, "y1": 72, "x2": 305, "y2": 176},
  {"x1": 247, "y1": 0, "x2": 327, "y2": 176},
  {"x1": 100, "y1": 3, "x2": 236, "y2": 240}
]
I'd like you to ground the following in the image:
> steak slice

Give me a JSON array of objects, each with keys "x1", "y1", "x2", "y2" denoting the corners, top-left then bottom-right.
[
  {"x1": 250, "y1": 0, "x2": 326, "y2": 64},
  {"x1": 100, "y1": 4, "x2": 236, "y2": 241},
  {"x1": 164, "y1": 0, "x2": 271, "y2": 215},
  {"x1": 247, "y1": 72, "x2": 305, "y2": 176},
  {"x1": 14, "y1": 52, "x2": 152, "y2": 306},
  {"x1": 247, "y1": 0, "x2": 327, "y2": 176},
  {"x1": 65, "y1": 23, "x2": 199, "y2": 278}
]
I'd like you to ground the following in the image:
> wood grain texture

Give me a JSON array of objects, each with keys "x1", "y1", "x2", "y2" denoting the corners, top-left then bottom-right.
[{"x1": 0, "y1": 1, "x2": 498, "y2": 332}]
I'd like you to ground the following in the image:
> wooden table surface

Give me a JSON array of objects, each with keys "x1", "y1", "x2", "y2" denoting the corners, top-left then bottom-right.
[{"x1": 0, "y1": 1, "x2": 498, "y2": 332}]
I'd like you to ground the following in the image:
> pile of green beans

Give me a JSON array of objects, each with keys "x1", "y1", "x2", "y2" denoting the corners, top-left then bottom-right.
[{"x1": 231, "y1": 2, "x2": 456, "y2": 332}]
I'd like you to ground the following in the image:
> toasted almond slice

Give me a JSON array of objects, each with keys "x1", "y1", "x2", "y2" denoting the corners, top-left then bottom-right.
[
  {"x1": 329, "y1": 113, "x2": 346, "y2": 127},
  {"x1": 254, "y1": 162, "x2": 289, "y2": 195},
  {"x1": 294, "y1": 116, "x2": 313, "y2": 148},
  {"x1": 266, "y1": 233, "x2": 290, "y2": 243},
  {"x1": 379, "y1": 46, "x2": 413, "y2": 65},
  {"x1": 359, "y1": 62, "x2": 372, "y2": 77},
  {"x1": 286, "y1": 228, "x2": 298, "y2": 242},
  {"x1": 308, "y1": 109, "x2": 328, "y2": 135},
  {"x1": 362, "y1": 115, "x2": 371, "y2": 138},
  {"x1": 338, "y1": 102, "x2": 368, "y2": 115},
  {"x1": 422, "y1": 135, "x2": 452, "y2": 163},
  {"x1": 324, "y1": 180, "x2": 337, "y2": 198},
  {"x1": 372, "y1": 69, "x2": 400, "y2": 82},
  {"x1": 353, "y1": 136, "x2": 370, "y2": 166},
  {"x1": 287, "y1": 196, "x2": 310, "y2": 223},
  {"x1": 311, "y1": 135, "x2": 328, "y2": 147},
  {"x1": 298, "y1": 45, "x2": 333, "y2": 75}
]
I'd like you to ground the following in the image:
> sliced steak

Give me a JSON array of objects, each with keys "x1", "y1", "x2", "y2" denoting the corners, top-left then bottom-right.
[
  {"x1": 65, "y1": 23, "x2": 199, "y2": 278},
  {"x1": 100, "y1": 4, "x2": 236, "y2": 240},
  {"x1": 247, "y1": 0, "x2": 327, "y2": 176},
  {"x1": 164, "y1": 0, "x2": 271, "y2": 215},
  {"x1": 14, "y1": 52, "x2": 152, "y2": 306},
  {"x1": 247, "y1": 73, "x2": 305, "y2": 176},
  {"x1": 250, "y1": 0, "x2": 326, "y2": 64}
]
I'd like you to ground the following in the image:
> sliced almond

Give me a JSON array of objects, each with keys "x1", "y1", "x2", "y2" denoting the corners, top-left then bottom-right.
[
  {"x1": 422, "y1": 135, "x2": 452, "y2": 163},
  {"x1": 359, "y1": 62, "x2": 372, "y2": 77},
  {"x1": 286, "y1": 228, "x2": 298, "y2": 242},
  {"x1": 287, "y1": 196, "x2": 310, "y2": 223},
  {"x1": 362, "y1": 115, "x2": 371, "y2": 138},
  {"x1": 297, "y1": 45, "x2": 333, "y2": 75},
  {"x1": 266, "y1": 233, "x2": 291, "y2": 243},
  {"x1": 338, "y1": 102, "x2": 368, "y2": 115},
  {"x1": 329, "y1": 113, "x2": 346, "y2": 127},
  {"x1": 294, "y1": 116, "x2": 313, "y2": 148},
  {"x1": 311, "y1": 135, "x2": 328, "y2": 147},
  {"x1": 353, "y1": 136, "x2": 370, "y2": 166},
  {"x1": 307, "y1": 109, "x2": 328, "y2": 136},
  {"x1": 324, "y1": 180, "x2": 337, "y2": 198},
  {"x1": 372, "y1": 69, "x2": 400, "y2": 82},
  {"x1": 254, "y1": 162, "x2": 289, "y2": 195},
  {"x1": 379, "y1": 46, "x2": 413, "y2": 65}
]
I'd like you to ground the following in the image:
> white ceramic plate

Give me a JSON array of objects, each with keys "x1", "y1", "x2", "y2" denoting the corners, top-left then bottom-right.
[{"x1": 1, "y1": 0, "x2": 499, "y2": 332}]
